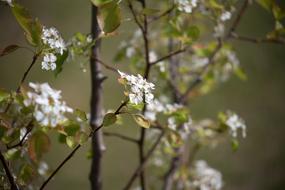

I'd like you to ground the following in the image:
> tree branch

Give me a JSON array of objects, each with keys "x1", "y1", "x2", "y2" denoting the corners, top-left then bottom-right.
[
  {"x1": 0, "y1": 151, "x2": 19, "y2": 190},
  {"x1": 150, "y1": 48, "x2": 188, "y2": 66},
  {"x1": 230, "y1": 32, "x2": 285, "y2": 44},
  {"x1": 103, "y1": 132, "x2": 138, "y2": 144},
  {"x1": 122, "y1": 130, "x2": 165, "y2": 190}
]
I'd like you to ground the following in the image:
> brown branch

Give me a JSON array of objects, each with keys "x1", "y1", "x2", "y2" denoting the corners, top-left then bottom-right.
[
  {"x1": 92, "y1": 57, "x2": 119, "y2": 73},
  {"x1": 230, "y1": 33, "x2": 285, "y2": 44},
  {"x1": 0, "y1": 151, "x2": 19, "y2": 190},
  {"x1": 150, "y1": 48, "x2": 188, "y2": 66},
  {"x1": 149, "y1": 6, "x2": 175, "y2": 23},
  {"x1": 122, "y1": 130, "x2": 165, "y2": 190},
  {"x1": 7, "y1": 121, "x2": 33, "y2": 149},
  {"x1": 128, "y1": 0, "x2": 145, "y2": 33},
  {"x1": 103, "y1": 132, "x2": 138, "y2": 143}
]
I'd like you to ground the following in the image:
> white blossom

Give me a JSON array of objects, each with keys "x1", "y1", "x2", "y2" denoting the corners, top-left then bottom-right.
[
  {"x1": 192, "y1": 160, "x2": 223, "y2": 190},
  {"x1": 225, "y1": 111, "x2": 246, "y2": 138},
  {"x1": 118, "y1": 70, "x2": 155, "y2": 105},
  {"x1": 41, "y1": 53, "x2": 57, "y2": 71},
  {"x1": 126, "y1": 47, "x2": 135, "y2": 58},
  {"x1": 149, "y1": 51, "x2": 158, "y2": 63},
  {"x1": 1, "y1": 0, "x2": 13, "y2": 6},
  {"x1": 24, "y1": 82, "x2": 73, "y2": 127},
  {"x1": 41, "y1": 26, "x2": 66, "y2": 55},
  {"x1": 38, "y1": 161, "x2": 49, "y2": 176},
  {"x1": 192, "y1": 56, "x2": 209, "y2": 69},
  {"x1": 220, "y1": 11, "x2": 232, "y2": 21},
  {"x1": 144, "y1": 99, "x2": 164, "y2": 121},
  {"x1": 168, "y1": 117, "x2": 177, "y2": 130},
  {"x1": 213, "y1": 23, "x2": 225, "y2": 38},
  {"x1": 165, "y1": 103, "x2": 183, "y2": 113},
  {"x1": 176, "y1": 0, "x2": 198, "y2": 13}
]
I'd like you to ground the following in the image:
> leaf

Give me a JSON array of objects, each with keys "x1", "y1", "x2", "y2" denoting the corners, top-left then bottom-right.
[
  {"x1": 64, "y1": 124, "x2": 80, "y2": 136},
  {"x1": 0, "y1": 89, "x2": 10, "y2": 102},
  {"x1": 18, "y1": 164, "x2": 35, "y2": 185},
  {"x1": 133, "y1": 114, "x2": 150, "y2": 129},
  {"x1": 28, "y1": 131, "x2": 50, "y2": 162},
  {"x1": 235, "y1": 67, "x2": 247, "y2": 81},
  {"x1": 98, "y1": 1, "x2": 121, "y2": 34},
  {"x1": 75, "y1": 109, "x2": 88, "y2": 121},
  {"x1": 91, "y1": 0, "x2": 113, "y2": 6},
  {"x1": 54, "y1": 50, "x2": 69, "y2": 76},
  {"x1": 66, "y1": 136, "x2": 77, "y2": 148},
  {"x1": 231, "y1": 139, "x2": 239, "y2": 152},
  {"x1": 256, "y1": 0, "x2": 273, "y2": 11},
  {"x1": 11, "y1": 3, "x2": 42, "y2": 46},
  {"x1": 103, "y1": 113, "x2": 117, "y2": 126},
  {"x1": 186, "y1": 26, "x2": 200, "y2": 41},
  {"x1": 0, "y1": 45, "x2": 20, "y2": 57}
]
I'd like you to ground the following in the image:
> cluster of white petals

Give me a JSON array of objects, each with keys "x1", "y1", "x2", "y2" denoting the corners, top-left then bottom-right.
[
  {"x1": 42, "y1": 53, "x2": 57, "y2": 71},
  {"x1": 24, "y1": 82, "x2": 73, "y2": 127},
  {"x1": 118, "y1": 70, "x2": 155, "y2": 105},
  {"x1": 225, "y1": 111, "x2": 246, "y2": 138},
  {"x1": 176, "y1": 0, "x2": 198, "y2": 13},
  {"x1": 192, "y1": 160, "x2": 223, "y2": 190},
  {"x1": 220, "y1": 11, "x2": 232, "y2": 21},
  {"x1": 1, "y1": 0, "x2": 13, "y2": 6},
  {"x1": 145, "y1": 99, "x2": 164, "y2": 121},
  {"x1": 41, "y1": 26, "x2": 66, "y2": 71}
]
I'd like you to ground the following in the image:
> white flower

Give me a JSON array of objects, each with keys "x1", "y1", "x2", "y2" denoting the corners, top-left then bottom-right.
[
  {"x1": 42, "y1": 53, "x2": 57, "y2": 71},
  {"x1": 213, "y1": 23, "x2": 225, "y2": 38},
  {"x1": 165, "y1": 103, "x2": 183, "y2": 113},
  {"x1": 118, "y1": 70, "x2": 155, "y2": 105},
  {"x1": 149, "y1": 51, "x2": 157, "y2": 63},
  {"x1": 192, "y1": 56, "x2": 209, "y2": 69},
  {"x1": 41, "y1": 26, "x2": 66, "y2": 55},
  {"x1": 225, "y1": 111, "x2": 246, "y2": 138},
  {"x1": 144, "y1": 99, "x2": 165, "y2": 121},
  {"x1": 24, "y1": 82, "x2": 73, "y2": 127},
  {"x1": 38, "y1": 161, "x2": 49, "y2": 176},
  {"x1": 192, "y1": 160, "x2": 223, "y2": 190},
  {"x1": 126, "y1": 47, "x2": 135, "y2": 58},
  {"x1": 176, "y1": 0, "x2": 198, "y2": 13},
  {"x1": 220, "y1": 11, "x2": 232, "y2": 21},
  {"x1": 1, "y1": 0, "x2": 13, "y2": 6},
  {"x1": 168, "y1": 117, "x2": 177, "y2": 130}
]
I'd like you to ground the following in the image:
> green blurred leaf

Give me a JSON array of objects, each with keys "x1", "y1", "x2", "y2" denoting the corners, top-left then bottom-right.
[
  {"x1": 18, "y1": 164, "x2": 35, "y2": 185},
  {"x1": 75, "y1": 109, "x2": 88, "y2": 121},
  {"x1": 66, "y1": 136, "x2": 77, "y2": 148},
  {"x1": 0, "y1": 45, "x2": 20, "y2": 57},
  {"x1": 235, "y1": 67, "x2": 247, "y2": 81},
  {"x1": 98, "y1": 1, "x2": 121, "y2": 34},
  {"x1": 103, "y1": 113, "x2": 117, "y2": 127},
  {"x1": 28, "y1": 131, "x2": 50, "y2": 162},
  {"x1": 186, "y1": 26, "x2": 200, "y2": 41},
  {"x1": 4, "y1": 148, "x2": 21, "y2": 161},
  {"x1": 133, "y1": 114, "x2": 150, "y2": 129},
  {"x1": 0, "y1": 89, "x2": 10, "y2": 102},
  {"x1": 11, "y1": 3, "x2": 42, "y2": 46},
  {"x1": 91, "y1": 0, "x2": 113, "y2": 6},
  {"x1": 64, "y1": 124, "x2": 80, "y2": 136},
  {"x1": 256, "y1": 0, "x2": 273, "y2": 11},
  {"x1": 231, "y1": 139, "x2": 239, "y2": 152},
  {"x1": 54, "y1": 50, "x2": 69, "y2": 76}
]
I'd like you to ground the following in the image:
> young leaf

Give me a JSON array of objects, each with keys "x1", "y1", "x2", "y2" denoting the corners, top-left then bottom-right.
[
  {"x1": 0, "y1": 89, "x2": 10, "y2": 102},
  {"x1": 11, "y1": 3, "x2": 42, "y2": 46},
  {"x1": 28, "y1": 131, "x2": 50, "y2": 162},
  {"x1": 231, "y1": 139, "x2": 239, "y2": 152},
  {"x1": 0, "y1": 45, "x2": 20, "y2": 57},
  {"x1": 91, "y1": 0, "x2": 113, "y2": 6},
  {"x1": 103, "y1": 113, "x2": 117, "y2": 127},
  {"x1": 54, "y1": 50, "x2": 69, "y2": 76},
  {"x1": 97, "y1": 1, "x2": 121, "y2": 34},
  {"x1": 66, "y1": 136, "x2": 77, "y2": 148},
  {"x1": 75, "y1": 109, "x2": 88, "y2": 121},
  {"x1": 133, "y1": 114, "x2": 150, "y2": 129}
]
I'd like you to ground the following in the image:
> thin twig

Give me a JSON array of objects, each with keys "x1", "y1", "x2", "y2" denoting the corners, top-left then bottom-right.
[
  {"x1": 150, "y1": 48, "x2": 188, "y2": 66},
  {"x1": 122, "y1": 130, "x2": 165, "y2": 190},
  {"x1": 92, "y1": 56, "x2": 119, "y2": 73},
  {"x1": 149, "y1": 6, "x2": 175, "y2": 23},
  {"x1": 103, "y1": 132, "x2": 138, "y2": 143},
  {"x1": 40, "y1": 101, "x2": 127, "y2": 190},
  {"x1": 230, "y1": 32, "x2": 285, "y2": 44},
  {"x1": 0, "y1": 151, "x2": 19, "y2": 190}
]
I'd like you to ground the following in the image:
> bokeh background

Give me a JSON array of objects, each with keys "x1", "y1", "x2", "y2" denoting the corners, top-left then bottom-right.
[{"x1": 1, "y1": 1, "x2": 285, "y2": 190}]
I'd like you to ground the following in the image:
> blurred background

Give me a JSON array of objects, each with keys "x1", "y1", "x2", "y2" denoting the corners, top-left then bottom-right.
[{"x1": 0, "y1": 1, "x2": 285, "y2": 189}]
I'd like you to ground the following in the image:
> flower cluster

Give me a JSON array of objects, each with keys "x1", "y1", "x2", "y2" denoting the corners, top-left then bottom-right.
[
  {"x1": 1, "y1": 0, "x2": 13, "y2": 6},
  {"x1": 118, "y1": 70, "x2": 155, "y2": 105},
  {"x1": 214, "y1": 10, "x2": 232, "y2": 37},
  {"x1": 225, "y1": 111, "x2": 246, "y2": 138},
  {"x1": 176, "y1": 0, "x2": 198, "y2": 13},
  {"x1": 24, "y1": 82, "x2": 73, "y2": 127},
  {"x1": 191, "y1": 160, "x2": 223, "y2": 190},
  {"x1": 41, "y1": 26, "x2": 66, "y2": 71}
]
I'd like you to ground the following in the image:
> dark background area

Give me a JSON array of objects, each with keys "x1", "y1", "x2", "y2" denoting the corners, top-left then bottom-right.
[{"x1": 0, "y1": 1, "x2": 285, "y2": 189}]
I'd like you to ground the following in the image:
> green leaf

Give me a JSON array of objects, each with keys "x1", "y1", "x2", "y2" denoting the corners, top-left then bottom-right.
[
  {"x1": 0, "y1": 45, "x2": 20, "y2": 57},
  {"x1": 98, "y1": 1, "x2": 121, "y2": 34},
  {"x1": 103, "y1": 113, "x2": 117, "y2": 126},
  {"x1": 4, "y1": 148, "x2": 21, "y2": 160},
  {"x1": 256, "y1": 0, "x2": 273, "y2": 11},
  {"x1": 54, "y1": 50, "x2": 69, "y2": 76},
  {"x1": 235, "y1": 67, "x2": 247, "y2": 81},
  {"x1": 64, "y1": 124, "x2": 80, "y2": 136},
  {"x1": 18, "y1": 164, "x2": 35, "y2": 185},
  {"x1": 0, "y1": 89, "x2": 10, "y2": 102},
  {"x1": 28, "y1": 131, "x2": 50, "y2": 162},
  {"x1": 11, "y1": 3, "x2": 42, "y2": 46},
  {"x1": 75, "y1": 109, "x2": 88, "y2": 121},
  {"x1": 133, "y1": 114, "x2": 150, "y2": 129},
  {"x1": 66, "y1": 136, "x2": 77, "y2": 148},
  {"x1": 186, "y1": 26, "x2": 200, "y2": 41},
  {"x1": 91, "y1": 0, "x2": 113, "y2": 6},
  {"x1": 231, "y1": 139, "x2": 239, "y2": 152}
]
